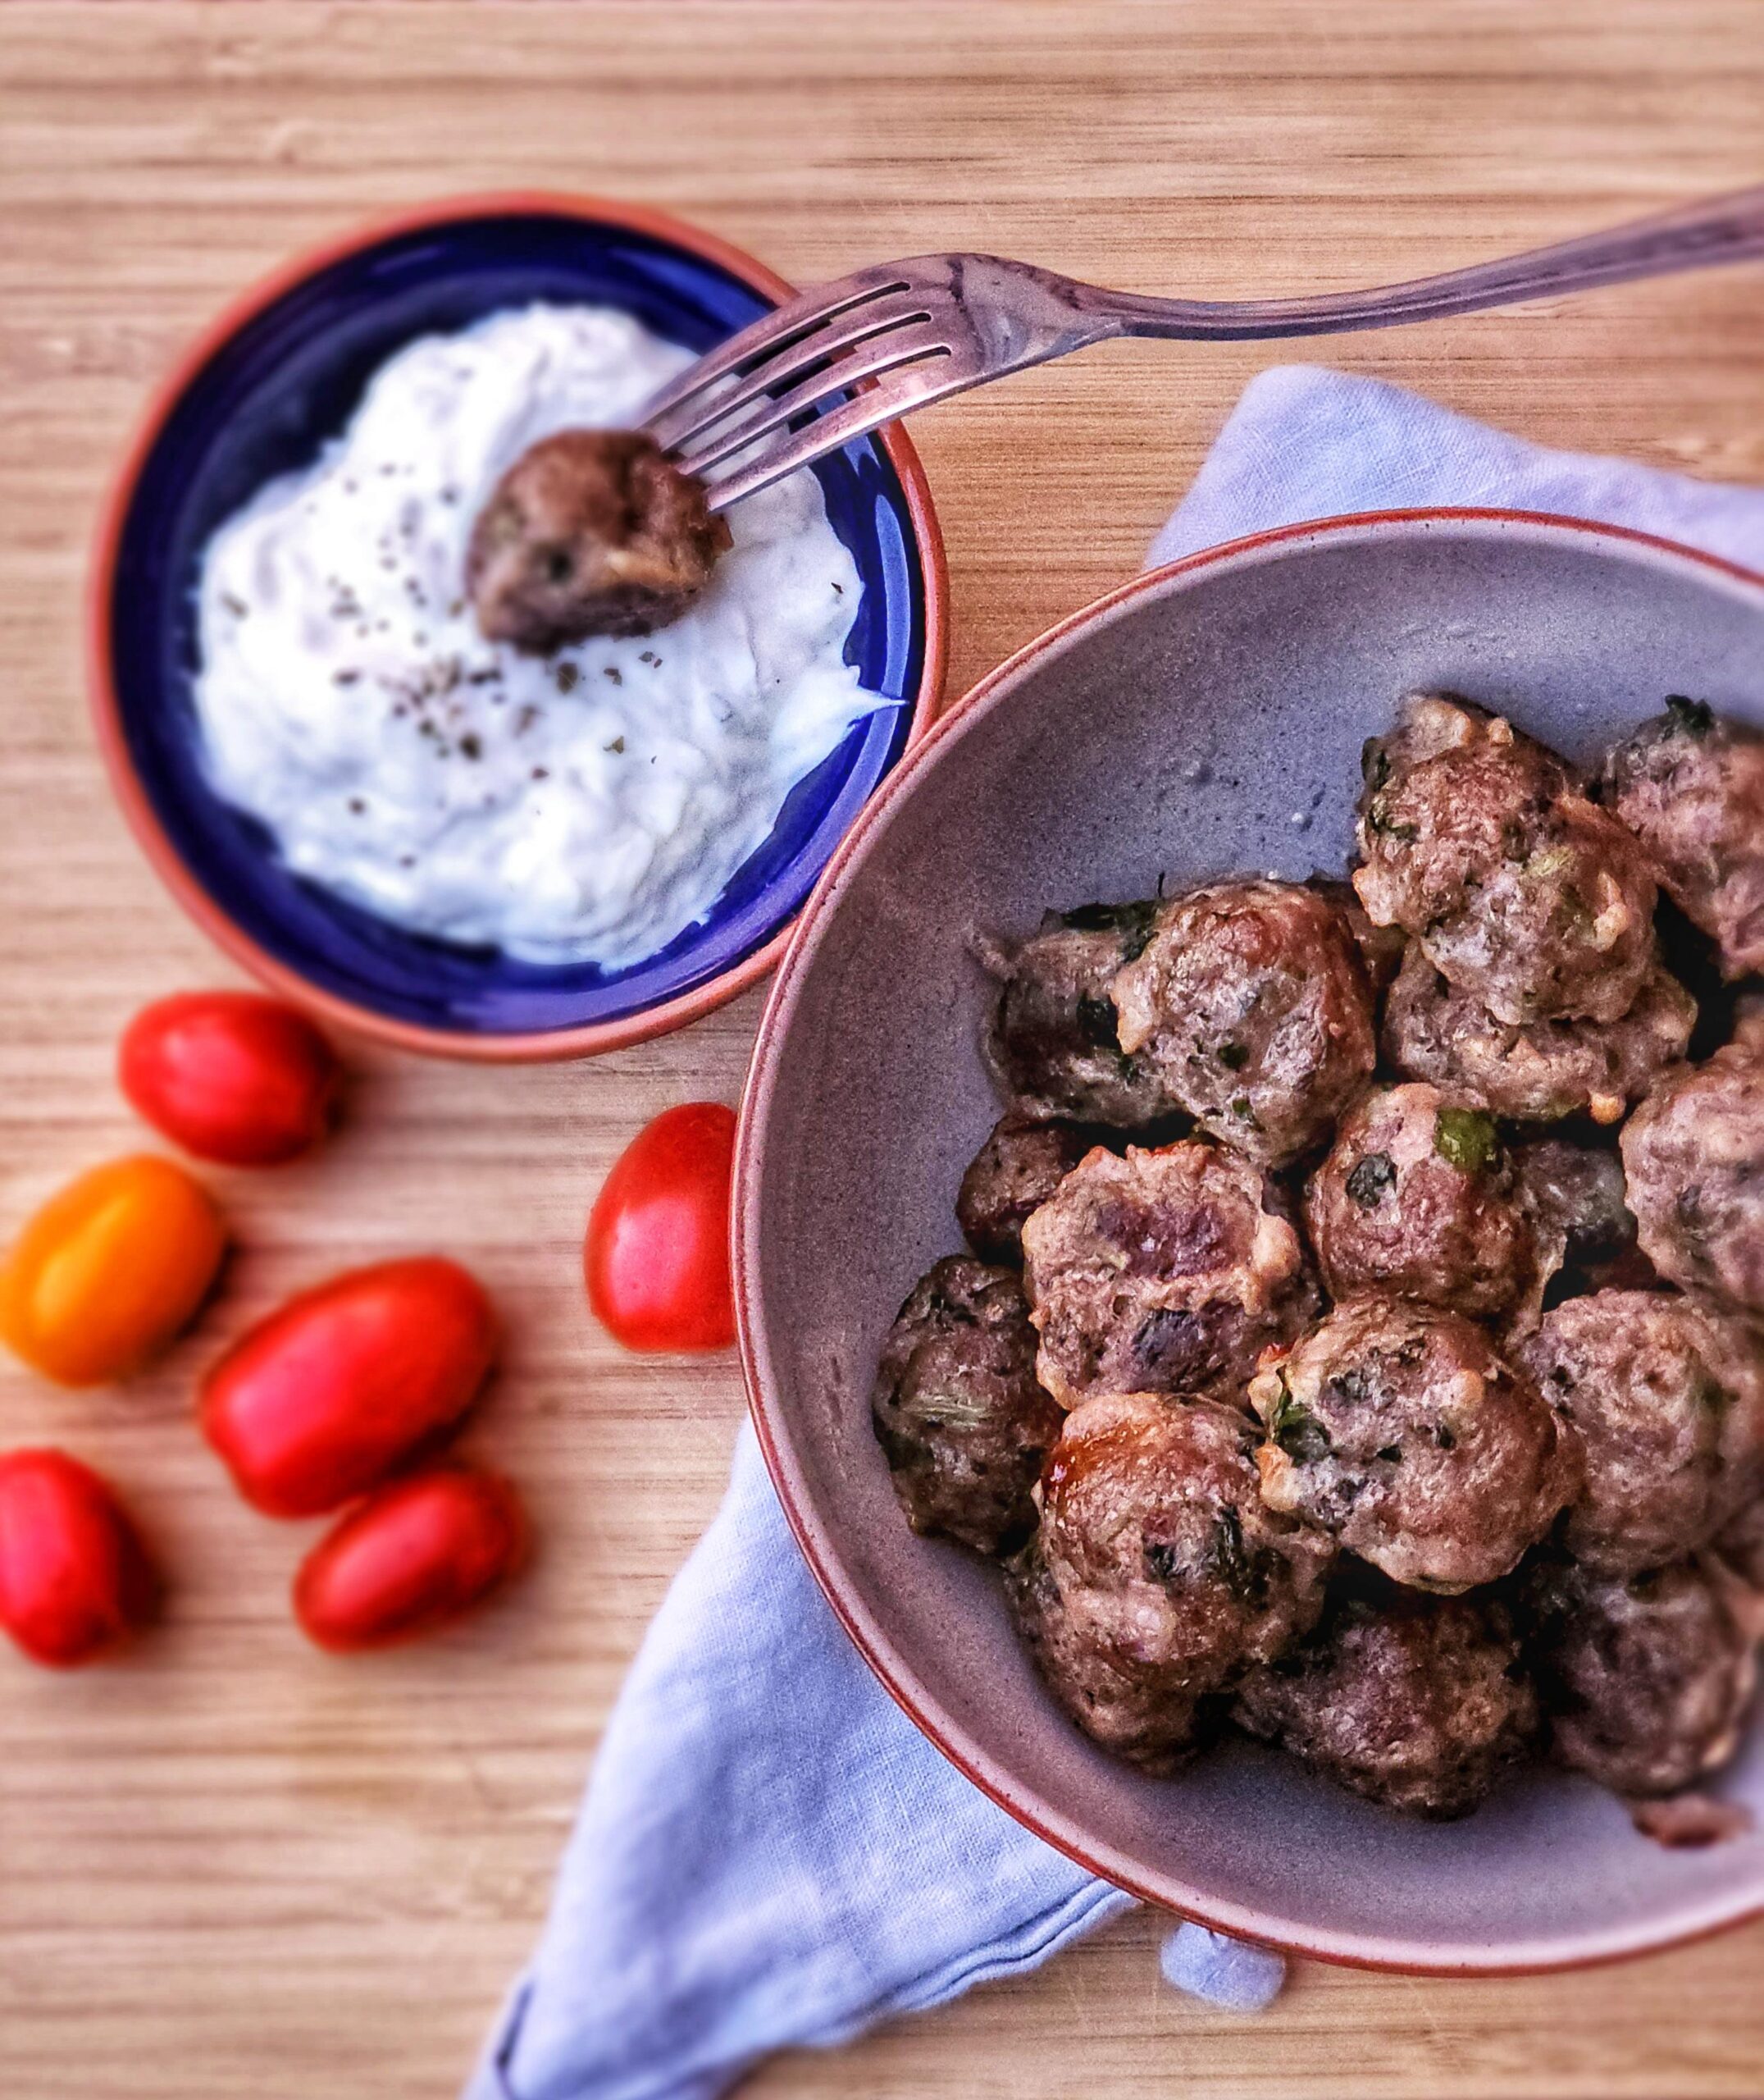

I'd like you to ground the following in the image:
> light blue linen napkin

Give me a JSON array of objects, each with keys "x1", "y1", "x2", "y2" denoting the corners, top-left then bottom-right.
[
  {"x1": 470, "y1": 367, "x2": 1764, "y2": 2100},
  {"x1": 1148, "y1": 363, "x2": 1764, "y2": 573}
]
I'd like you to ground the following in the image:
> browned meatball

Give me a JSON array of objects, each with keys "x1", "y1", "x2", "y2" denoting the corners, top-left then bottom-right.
[
  {"x1": 1353, "y1": 695, "x2": 1657, "y2": 1026},
  {"x1": 1602, "y1": 698, "x2": 1764, "y2": 981},
  {"x1": 1733, "y1": 993, "x2": 1764, "y2": 1055},
  {"x1": 1306, "y1": 877, "x2": 1407, "y2": 995},
  {"x1": 987, "y1": 903, "x2": 1183, "y2": 1127},
  {"x1": 1007, "y1": 1393, "x2": 1334, "y2": 1771},
  {"x1": 467, "y1": 428, "x2": 730, "y2": 651},
  {"x1": 1233, "y1": 1585, "x2": 1538, "y2": 1818},
  {"x1": 1622, "y1": 1043, "x2": 1764, "y2": 1320},
  {"x1": 955, "y1": 1116, "x2": 1092, "y2": 1265},
  {"x1": 1111, "y1": 880, "x2": 1377, "y2": 1167},
  {"x1": 1715, "y1": 1493, "x2": 1764, "y2": 1589},
  {"x1": 1383, "y1": 943, "x2": 1694, "y2": 1126},
  {"x1": 1525, "y1": 1559, "x2": 1759, "y2": 1796},
  {"x1": 1251, "y1": 1299, "x2": 1580, "y2": 1592},
  {"x1": 870, "y1": 1257, "x2": 1063, "y2": 1556},
  {"x1": 1522, "y1": 1290, "x2": 1764, "y2": 1577},
  {"x1": 1510, "y1": 1137, "x2": 1657, "y2": 1329},
  {"x1": 1303, "y1": 1084, "x2": 1532, "y2": 1319},
  {"x1": 1021, "y1": 1140, "x2": 1317, "y2": 1408}
]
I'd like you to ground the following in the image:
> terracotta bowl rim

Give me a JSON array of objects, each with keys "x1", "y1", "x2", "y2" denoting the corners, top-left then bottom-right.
[
  {"x1": 86, "y1": 189, "x2": 949, "y2": 1062},
  {"x1": 736, "y1": 505, "x2": 1764, "y2": 1975}
]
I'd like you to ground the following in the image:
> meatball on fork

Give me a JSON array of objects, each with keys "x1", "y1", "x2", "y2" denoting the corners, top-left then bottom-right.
[{"x1": 467, "y1": 428, "x2": 730, "y2": 649}]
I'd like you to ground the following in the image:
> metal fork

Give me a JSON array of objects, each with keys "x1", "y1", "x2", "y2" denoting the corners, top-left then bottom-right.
[{"x1": 644, "y1": 185, "x2": 1764, "y2": 513}]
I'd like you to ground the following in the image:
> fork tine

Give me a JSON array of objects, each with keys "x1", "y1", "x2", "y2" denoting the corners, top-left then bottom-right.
[
  {"x1": 700, "y1": 356, "x2": 972, "y2": 514},
  {"x1": 640, "y1": 266, "x2": 917, "y2": 432},
  {"x1": 673, "y1": 324, "x2": 953, "y2": 482},
  {"x1": 652, "y1": 292, "x2": 941, "y2": 458}
]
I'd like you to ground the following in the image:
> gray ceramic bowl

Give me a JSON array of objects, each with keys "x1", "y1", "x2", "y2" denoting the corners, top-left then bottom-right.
[{"x1": 736, "y1": 509, "x2": 1764, "y2": 1974}]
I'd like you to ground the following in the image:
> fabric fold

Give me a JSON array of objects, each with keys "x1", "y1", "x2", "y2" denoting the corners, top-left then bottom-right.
[{"x1": 467, "y1": 1422, "x2": 1132, "y2": 2100}]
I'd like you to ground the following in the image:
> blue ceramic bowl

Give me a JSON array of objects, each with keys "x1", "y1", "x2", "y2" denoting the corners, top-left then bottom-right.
[{"x1": 90, "y1": 194, "x2": 946, "y2": 1060}]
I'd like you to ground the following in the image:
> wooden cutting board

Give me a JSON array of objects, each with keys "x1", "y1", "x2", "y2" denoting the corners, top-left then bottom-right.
[{"x1": 2, "y1": 5, "x2": 1762, "y2": 2093}]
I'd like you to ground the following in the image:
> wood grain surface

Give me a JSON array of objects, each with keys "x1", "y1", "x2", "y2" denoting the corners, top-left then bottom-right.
[{"x1": 3, "y1": 4, "x2": 1763, "y2": 2094}]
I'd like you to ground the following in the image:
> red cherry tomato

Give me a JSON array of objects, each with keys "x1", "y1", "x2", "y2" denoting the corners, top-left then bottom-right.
[
  {"x1": 586, "y1": 1102, "x2": 737, "y2": 1352},
  {"x1": 0, "y1": 1450, "x2": 157, "y2": 1667},
  {"x1": 120, "y1": 991, "x2": 340, "y2": 1166},
  {"x1": 294, "y1": 1466, "x2": 526, "y2": 1652},
  {"x1": 200, "y1": 1258, "x2": 496, "y2": 1518}
]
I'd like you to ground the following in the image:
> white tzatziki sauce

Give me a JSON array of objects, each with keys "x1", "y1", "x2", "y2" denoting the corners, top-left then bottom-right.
[{"x1": 193, "y1": 304, "x2": 882, "y2": 969}]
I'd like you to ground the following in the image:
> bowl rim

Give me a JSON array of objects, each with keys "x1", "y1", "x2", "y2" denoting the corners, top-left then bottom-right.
[
  {"x1": 735, "y1": 504, "x2": 1764, "y2": 1976},
  {"x1": 86, "y1": 189, "x2": 949, "y2": 1062}
]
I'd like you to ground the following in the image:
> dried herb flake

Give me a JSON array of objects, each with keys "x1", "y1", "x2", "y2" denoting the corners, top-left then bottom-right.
[
  {"x1": 1434, "y1": 1107, "x2": 1498, "y2": 1175},
  {"x1": 1345, "y1": 1153, "x2": 1397, "y2": 1209},
  {"x1": 1056, "y1": 898, "x2": 1160, "y2": 961}
]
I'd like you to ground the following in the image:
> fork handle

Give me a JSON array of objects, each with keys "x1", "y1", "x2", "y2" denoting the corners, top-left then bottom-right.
[{"x1": 1066, "y1": 184, "x2": 1764, "y2": 341}]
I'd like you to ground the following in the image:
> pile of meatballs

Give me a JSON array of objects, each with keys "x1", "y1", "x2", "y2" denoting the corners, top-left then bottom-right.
[{"x1": 871, "y1": 690, "x2": 1764, "y2": 1824}]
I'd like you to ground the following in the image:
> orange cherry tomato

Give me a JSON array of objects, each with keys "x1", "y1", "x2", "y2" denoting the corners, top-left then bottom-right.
[
  {"x1": 0, "y1": 1449, "x2": 157, "y2": 1667},
  {"x1": 200, "y1": 1257, "x2": 497, "y2": 1518},
  {"x1": 585, "y1": 1102, "x2": 736, "y2": 1352},
  {"x1": 0, "y1": 1155, "x2": 226, "y2": 1386},
  {"x1": 294, "y1": 1466, "x2": 526, "y2": 1652},
  {"x1": 120, "y1": 991, "x2": 340, "y2": 1166}
]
